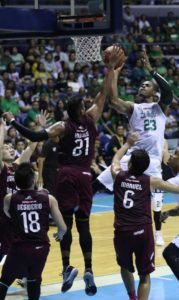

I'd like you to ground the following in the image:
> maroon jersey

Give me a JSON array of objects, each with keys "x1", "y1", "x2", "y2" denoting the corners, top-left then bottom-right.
[
  {"x1": 59, "y1": 115, "x2": 97, "y2": 169},
  {"x1": 9, "y1": 189, "x2": 50, "y2": 244},
  {"x1": 0, "y1": 163, "x2": 18, "y2": 215},
  {"x1": 113, "y1": 170, "x2": 152, "y2": 231}
]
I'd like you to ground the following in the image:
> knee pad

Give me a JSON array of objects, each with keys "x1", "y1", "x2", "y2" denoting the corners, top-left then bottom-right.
[
  {"x1": 163, "y1": 242, "x2": 179, "y2": 280},
  {"x1": 152, "y1": 191, "x2": 163, "y2": 212}
]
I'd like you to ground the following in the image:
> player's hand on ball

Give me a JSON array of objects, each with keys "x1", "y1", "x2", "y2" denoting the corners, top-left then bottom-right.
[{"x1": 104, "y1": 45, "x2": 126, "y2": 69}]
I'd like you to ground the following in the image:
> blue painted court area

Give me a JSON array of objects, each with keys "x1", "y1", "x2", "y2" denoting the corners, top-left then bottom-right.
[
  {"x1": 7, "y1": 192, "x2": 179, "y2": 300},
  {"x1": 92, "y1": 192, "x2": 177, "y2": 214},
  {"x1": 40, "y1": 274, "x2": 179, "y2": 300}
]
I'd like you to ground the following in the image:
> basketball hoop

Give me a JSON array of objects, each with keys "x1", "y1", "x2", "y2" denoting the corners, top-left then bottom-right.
[{"x1": 71, "y1": 36, "x2": 103, "y2": 63}]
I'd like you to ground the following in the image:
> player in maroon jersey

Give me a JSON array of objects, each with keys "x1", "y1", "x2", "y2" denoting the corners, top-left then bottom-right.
[
  {"x1": 4, "y1": 71, "x2": 111, "y2": 295},
  {"x1": 111, "y1": 133, "x2": 179, "y2": 300},
  {"x1": 0, "y1": 162, "x2": 67, "y2": 300},
  {"x1": 0, "y1": 119, "x2": 37, "y2": 261}
]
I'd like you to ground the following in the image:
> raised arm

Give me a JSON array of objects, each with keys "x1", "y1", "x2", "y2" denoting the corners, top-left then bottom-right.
[
  {"x1": 49, "y1": 195, "x2": 67, "y2": 241},
  {"x1": 4, "y1": 112, "x2": 65, "y2": 142},
  {"x1": 107, "y1": 46, "x2": 134, "y2": 116},
  {"x1": 111, "y1": 132, "x2": 139, "y2": 179},
  {"x1": 86, "y1": 66, "x2": 113, "y2": 122},
  {"x1": 15, "y1": 142, "x2": 38, "y2": 165},
  {"x1": 142, "y1": 50, "x2": 173, "y2": 110}
]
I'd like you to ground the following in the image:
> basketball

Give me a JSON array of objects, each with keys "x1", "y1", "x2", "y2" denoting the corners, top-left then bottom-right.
[{"x1": 104, "y1": 46, "x2": 126, "y2": 68}]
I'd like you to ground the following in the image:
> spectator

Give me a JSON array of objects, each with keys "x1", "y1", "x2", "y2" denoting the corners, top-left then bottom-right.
[
  {"x1": 33, "y1": 62, "x2": 51, "y2": 84},
  {"x1": 54, "y1": 44, "x2": 69, "y2": 64},
  {"x1": 25, "y1": 99, "x2": 40, "y2": 124},
  {"x1": 67, "y1": 71, "x2": 80, "y2": 93},
  {"x1": 7, "y1": 126, "x2": 20, "y2": 145},
  {"x1": 138, "y1": 14, "x2": 151, "y2": 30},
  {"x1": 10, "y1": 47, "x2": 24, "y2": 67},
  {"x1": 14, "y1": 138, "x2": 27, "y2": 158},
  {"x1": 19, "y1": 62, "x2": 33, "y2": 85},
  {"x1": 6, "y1": 62, "x2": 19, "y2": 84},
  {"x1": 42, "y1": 52, "x2": 58, "y2": 79},
  {"x1": 106, "y1": 125, "x2": 126, "y2": 163},
  {"x1": 123, "y1": 6, "x2": 135, "y2": 26},
  {"x1": 130, "y1": 59, "x2": 146, "y2": 84},
  {"x1": 88, "y1": 77, "x2": 101, "y2": 98},
  {"x1": 38, "y1": 136, "x2": 60, "y2": 194},
  {"x1": 68, "y1": 51, "x2": 76, "y2": 71},
  {"x1": 0, "y1": 88, "x2": 20, "y2": 116},
  {"x1": 54, "y1": 99, "x2": 68, "y2": 121},
  {"x1": 78, "y1": 65, "x2": 93, "y2": 89}
]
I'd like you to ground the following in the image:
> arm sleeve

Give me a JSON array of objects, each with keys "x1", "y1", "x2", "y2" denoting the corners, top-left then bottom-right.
[
  {"x1": 151, "y1": 71, "x2": 173, "y2": 105},
  {"x1": 11, "y1": 120, "x2": 49, "y2": 142}
]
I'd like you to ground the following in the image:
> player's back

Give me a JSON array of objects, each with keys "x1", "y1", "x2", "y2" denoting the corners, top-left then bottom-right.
[
  {"x1": 114, "y1": 170, "x2": 152, "y2": 231},
  {"x1": 9, "y1": 189, "x2": 50, "y2": 244},
  {"x1": 129, "y1": 102, "x2": 166, "y2": 159},
  {"x1": 59, "y1": 115, "x2": 97, "y2": 169}
]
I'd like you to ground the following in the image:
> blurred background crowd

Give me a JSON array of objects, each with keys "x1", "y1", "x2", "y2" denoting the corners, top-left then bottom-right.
[{"x1": 0, "y1": 3, "x2": 178, "y2": 190}]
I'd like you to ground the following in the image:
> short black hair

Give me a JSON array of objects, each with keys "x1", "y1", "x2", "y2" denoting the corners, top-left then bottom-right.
[
  {"x1": 15, "y1": 137, "x2": 26, "y2": 146},
  {"x1": 66, "y1": 95, "x2": 83, "y2": 121},
  {"x1": 130, "y1": 149, "x2": 150, "y2": 176},
  {"x1": 15, "y1": 162, "x2": 35, "y2": 189}
]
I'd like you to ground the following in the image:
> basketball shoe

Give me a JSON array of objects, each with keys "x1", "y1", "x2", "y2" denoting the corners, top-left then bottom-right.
[
  {"x1": 155, "y1": 230, "x2": 164, "y2": 246},
  {"x1": 61, "y1": 265, "x2": 78, "y2": 293},
  {"x1": 83, "y1": 270, "x2": 97, "y2": 296}
]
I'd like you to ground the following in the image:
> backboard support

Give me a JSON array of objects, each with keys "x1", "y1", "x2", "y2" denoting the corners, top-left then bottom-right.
[
  {"x1": 57, "y1": 0, "x2": 123, "y2": 37},
  {"x1": 0, "y1": 0, "x2": 123, "y2": 39}
]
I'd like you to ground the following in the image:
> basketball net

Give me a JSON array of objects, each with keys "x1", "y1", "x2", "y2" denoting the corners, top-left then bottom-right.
[{"x1": 71, "y1": 36, "x2": 103, "y2": 63}]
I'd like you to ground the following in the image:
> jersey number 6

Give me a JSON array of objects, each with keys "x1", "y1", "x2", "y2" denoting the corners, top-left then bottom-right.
[{"x1": 123, "y1": 190, "x2": 135, "y2": 209}]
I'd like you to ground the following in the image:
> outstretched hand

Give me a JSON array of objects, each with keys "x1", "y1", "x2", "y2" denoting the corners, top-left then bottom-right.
[
  {"x1": 36, "y1": 110, "x2": 49, "y2": 128},
  {"x1": 107, "y1": 45, "x2": 124, "y2": 70},
  {"x1": 141, "y1": 50, "x2": 153, "y2": 72}
]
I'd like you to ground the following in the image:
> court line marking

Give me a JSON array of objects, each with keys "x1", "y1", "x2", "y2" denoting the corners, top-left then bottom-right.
[
  {"x1": 39, "y1": 265, "x2": 174, "y2": 297},
  {"x1": 93, "y1": 204, "x2": 113, "y2": 208}
]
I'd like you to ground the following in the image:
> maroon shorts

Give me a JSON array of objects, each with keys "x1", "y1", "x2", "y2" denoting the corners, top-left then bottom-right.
[
  {"x1": 1, "y1": 243, "x2": 50, "y2": 281},
  {"x1": 55, "y1": 166, "x2": 93, "y2": 216},
  {"x1": 0, "y1": 214, "x2": 12, "y2": 257},
  {"x1": 114, "y1": 224, "x2": 155, "y2": 275}
]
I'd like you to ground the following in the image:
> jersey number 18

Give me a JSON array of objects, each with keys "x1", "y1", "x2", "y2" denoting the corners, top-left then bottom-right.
[{"x1": 21, "y1": 211, "x2": 41, "y2": 233}]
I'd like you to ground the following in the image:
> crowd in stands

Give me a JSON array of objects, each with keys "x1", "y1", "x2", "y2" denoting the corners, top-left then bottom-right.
[{"x1": 0, "y1": 8, "x2": 178, "y2": 187}]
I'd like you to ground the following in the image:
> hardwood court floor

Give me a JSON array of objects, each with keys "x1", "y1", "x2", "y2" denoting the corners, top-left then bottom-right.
[
  {"x1": 0, "y1": 195, "x2": 178, "y2": 287},
  {"x1": 42, "y1": 202, "x2": 178, "y2": 285}
]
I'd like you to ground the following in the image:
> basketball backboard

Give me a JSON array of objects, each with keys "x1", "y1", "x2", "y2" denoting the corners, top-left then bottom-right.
[
  {"x1": 0, "y1": 0, "x2": 123, "y2": 39},
  {"x1": 57, "y1": 0, "x2": 123, "y2": 36}
]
